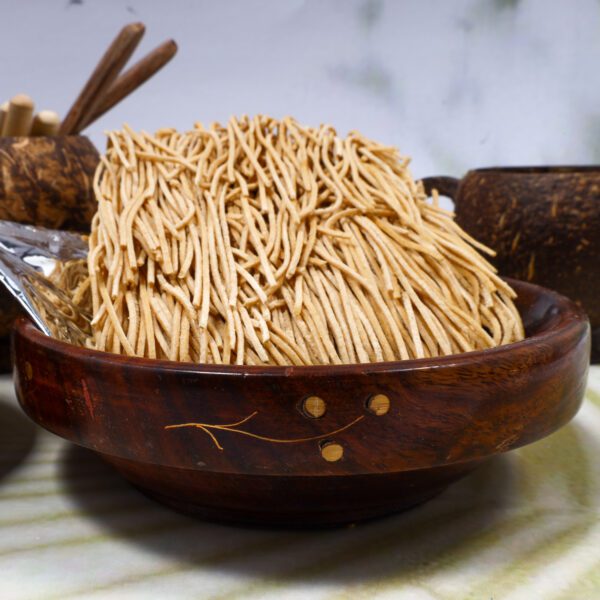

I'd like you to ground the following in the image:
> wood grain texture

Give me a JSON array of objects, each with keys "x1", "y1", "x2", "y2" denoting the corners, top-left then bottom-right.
[
  {"x1": 12, "y1": 279, "x2": 590, "y2": 526},
  {"x1": 423, "y1": 167, "x2": 600, "y2": 362}
]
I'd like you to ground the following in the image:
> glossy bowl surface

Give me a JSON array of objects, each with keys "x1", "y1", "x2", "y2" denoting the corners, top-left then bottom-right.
[{"x1": 13, "y1": 279, "x2": 590, "y2": 526}]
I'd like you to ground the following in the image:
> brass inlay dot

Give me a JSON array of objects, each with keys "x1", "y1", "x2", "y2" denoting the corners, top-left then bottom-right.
[
  {"x1": 320, "y1": 441, "x2": 343, "y2": 462},
  {"x1": 24, "y1": 361, "x2": 33, "y2": 381},
  {"x1": 303, "y1": 395, "x2": 326, "y2": 419},
  {"x1": 367, "y1": 393, "x2": 390, "y2": 416}
]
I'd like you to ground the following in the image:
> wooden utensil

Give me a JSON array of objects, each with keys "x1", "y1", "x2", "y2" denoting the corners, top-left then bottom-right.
[
  {"x1": 79, "y1": 39, "x2": 178, "y2": 131},
  {"x1": 30, "y1": 110, "x2": 60, "y2": 136},
  {"x1": 59, "y1": 22, "x2": 146, "y2": 135},
  {"x1": 2, "y1": 95, "x2": 34, "y2": 136},
  {"x1": 0, "y1": 102, "x2": 8, "y2": 134},
  {"x1": 13, "y1": 279, "x2": 590, "y2": 526}
]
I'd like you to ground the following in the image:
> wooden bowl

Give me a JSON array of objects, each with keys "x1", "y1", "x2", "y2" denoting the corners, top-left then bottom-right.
[
  {"x1": 422, "y1": 167, "x2": 600, "y2": 363},
  {"x1": 12, "y1": 279, "x2": 590, "y2": 527},
  {"x1": 0, "y1": 135, "x2": 99, "y2": 365}
]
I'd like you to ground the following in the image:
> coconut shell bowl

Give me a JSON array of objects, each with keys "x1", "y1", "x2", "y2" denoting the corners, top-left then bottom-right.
[
  {"x1": 0, "y1": 135, "x2": 99, "y2": 369},
  {"x1": 12, "y1": 279, "x2": 590, "y2": 527},
  {"x1": 422, "y1": 167, "x2": 600, "y2": 363}
]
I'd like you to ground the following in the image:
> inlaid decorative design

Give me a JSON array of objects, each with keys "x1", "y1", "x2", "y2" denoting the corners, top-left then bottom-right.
[
  {"x1": 367, "y1": 393, "x2": 390, "y2": 415},
  {"x1": 320, "y1": 441, "x2": 344, "y2": 462},
  {"x1": 302, "y1": 396, "x2": 326, "y2": 418},
  {"x1": 165, "y1": 411, "x2": 365, "y2": 452}
]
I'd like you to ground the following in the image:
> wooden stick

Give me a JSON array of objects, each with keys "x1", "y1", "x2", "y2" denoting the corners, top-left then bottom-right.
[
  {"x1": 59, "y1": 22, "x2": 146, "y2": 135},
  {"x1": 30, "y1": 110, "x2": 61, "y2": 136},
  {"x1": 2, "y1": 94, "x2": 34, "y2": 136},
  {"x1": 0, "y1": 102, "x2": 8, "y2": 134},
  {"x1": 80, "y1": 39, "x2": 177, "y2": 131}
]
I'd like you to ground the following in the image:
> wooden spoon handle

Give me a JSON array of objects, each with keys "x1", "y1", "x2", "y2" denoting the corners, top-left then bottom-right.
[
  {"x1": 80, "y1": 39, "x2": 177, "y2": 131},
  {"x1": 59, "y1": 22, "x2": 146, "y2": 135},
  {"x1": 1, "y1": 94, "x2": 34, "y2": 136},
  {"x1": 30, "y1": 110, "x2": 61, "y2": 136}
]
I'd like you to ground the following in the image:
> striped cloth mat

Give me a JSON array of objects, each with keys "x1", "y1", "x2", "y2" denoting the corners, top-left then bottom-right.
[{"x1": 1, "y1": 368, "x2": 599, "y2": 600}]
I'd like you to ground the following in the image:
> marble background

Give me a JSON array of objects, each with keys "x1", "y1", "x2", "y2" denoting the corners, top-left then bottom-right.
[{"x1": 3, "y1": 0, "x2": 600, "y2": 182}]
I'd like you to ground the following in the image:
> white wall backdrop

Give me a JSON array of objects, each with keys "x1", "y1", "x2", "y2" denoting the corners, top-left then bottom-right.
[{"x1": 3, "y1": 0, "x2": 600, "y2": 180}]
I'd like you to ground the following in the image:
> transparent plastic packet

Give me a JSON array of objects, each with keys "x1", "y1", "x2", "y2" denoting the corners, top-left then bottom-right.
[{"x1": 0, "y1": 220, "x2": 91, "y2": 346}]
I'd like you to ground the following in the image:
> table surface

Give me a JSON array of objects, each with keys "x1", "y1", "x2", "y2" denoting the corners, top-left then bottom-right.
[{"x1": 1, "y1": 367, "x2": 599, "y2": 600}]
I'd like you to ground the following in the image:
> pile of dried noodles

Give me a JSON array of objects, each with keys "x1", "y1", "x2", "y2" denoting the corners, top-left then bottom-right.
[{"x1": 76, "y1": 115, "x2": 523, "y2": 365}]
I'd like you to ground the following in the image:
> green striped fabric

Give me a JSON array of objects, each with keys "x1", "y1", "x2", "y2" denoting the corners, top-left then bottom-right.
[{"x1": 1, "y1": 368, "x2": 599, "y2": 600}]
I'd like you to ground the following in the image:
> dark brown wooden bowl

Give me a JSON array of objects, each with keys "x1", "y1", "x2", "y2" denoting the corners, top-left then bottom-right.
[{"x1": 12, "y1": 279, "x2": 590, "y2": 527}]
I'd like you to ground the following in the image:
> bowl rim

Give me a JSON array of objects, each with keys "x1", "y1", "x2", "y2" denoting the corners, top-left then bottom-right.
[
  {"x1": 13, "y1": 278, "x2": 589, "y2": 377},
  {"x1": 470, "y1": 165, "x2": 600, "y2": 175}
]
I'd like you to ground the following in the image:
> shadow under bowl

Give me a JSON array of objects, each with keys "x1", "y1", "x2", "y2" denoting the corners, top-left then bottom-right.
[{"x1": 12, "y1": 279, "x2": 590, "y2": 527}]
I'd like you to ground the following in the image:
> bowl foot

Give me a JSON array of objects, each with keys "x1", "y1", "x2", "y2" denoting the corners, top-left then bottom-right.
[
  {"x1": 135, "y1": 486, "x2": 445, "y2": 528},
  {"x1": 101, "y1": 454, "x2": 484, "y2": 528}
]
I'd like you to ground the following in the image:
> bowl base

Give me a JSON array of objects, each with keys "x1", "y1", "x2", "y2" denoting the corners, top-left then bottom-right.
[
  {"x1": 136, "y1": 486, "x2": 445, "y2": 528},
  {"x1": 101, "y1": 453, "x2": 484, "y2": 528}
]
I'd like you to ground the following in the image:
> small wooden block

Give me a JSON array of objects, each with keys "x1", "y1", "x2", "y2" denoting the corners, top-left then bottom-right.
[
  {"x1": 320, "y1": 442, "x2": 343, "y2": 462},
  {"x1": 0, "y1": 102, "x2": 8, "y2": 134},
  {"x1": 367, "y1": 393, "x2": 390, "y2": 416},
  {"x1": 2, "y1": 94, "x2": 34, "y2": 136},
  {"x1": 30, "y1": 110, "x2": 61, "y2": 136},
  {"x1": 303, "y1": 395, "x2": 326, "y2": 418}
]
